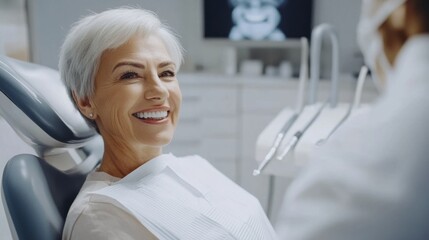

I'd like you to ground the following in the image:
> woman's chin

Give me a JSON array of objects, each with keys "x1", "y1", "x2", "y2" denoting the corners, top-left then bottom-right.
[{"x1": 135, "y1": 132, "x2": 175, "y2": 148}]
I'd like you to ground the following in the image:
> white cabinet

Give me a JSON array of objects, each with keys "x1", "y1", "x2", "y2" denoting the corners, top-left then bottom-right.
[
  {"x1": 165, "y1": 72, "x2": 379, "y2": 221},
  {"x1": 164, "y1": 74, "x2": 239, "y2": 181}
]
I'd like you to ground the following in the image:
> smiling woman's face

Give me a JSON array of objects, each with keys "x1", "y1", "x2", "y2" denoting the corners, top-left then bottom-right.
[{"x1": 89, "y1": 34, "x2": 181, "y2": 149}]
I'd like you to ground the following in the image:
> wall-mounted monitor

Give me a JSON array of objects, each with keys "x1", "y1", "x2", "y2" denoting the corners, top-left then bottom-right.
[{"x1": 204, "y1": 0, "x2": 313, "y2": 45}]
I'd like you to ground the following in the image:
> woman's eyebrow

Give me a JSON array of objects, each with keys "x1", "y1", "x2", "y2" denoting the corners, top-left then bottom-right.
[
  {"x1": 158, "y1": 61, "x2": 175, "y2": 68},
  {"x1": 112, "y1": 61, "x2": 145, "y2": 72}
]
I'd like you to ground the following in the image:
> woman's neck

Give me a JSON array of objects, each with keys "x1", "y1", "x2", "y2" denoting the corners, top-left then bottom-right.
[{"x1": 98, "y1": 138, "x2": 162, "y2": 178}]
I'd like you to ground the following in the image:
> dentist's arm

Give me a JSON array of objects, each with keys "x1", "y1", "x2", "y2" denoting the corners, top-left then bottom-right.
[{"x1": 275, "y1": 110, "x2": 429, "y2": 240}]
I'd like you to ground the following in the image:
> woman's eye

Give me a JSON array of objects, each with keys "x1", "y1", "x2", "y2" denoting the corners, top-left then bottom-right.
[
  {"x1": 120, "y1": 71, "x2": 138, "y2": 80},
  {"x1": 159, "y1": 70, "x2": 175, "y2": 78}
]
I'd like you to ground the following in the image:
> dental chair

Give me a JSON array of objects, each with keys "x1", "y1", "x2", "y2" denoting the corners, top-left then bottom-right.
[{"x1": 0, "y1": 55, "x2": 102, "y2": 240}]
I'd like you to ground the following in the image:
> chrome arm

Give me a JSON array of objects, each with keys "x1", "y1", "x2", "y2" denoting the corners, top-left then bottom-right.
[
  {"x1": 316, "y1": 66, "x2": 369, "y2": 146},
  {"x1": 308, "y1": 24, "x2": 340, "y2": 108}
]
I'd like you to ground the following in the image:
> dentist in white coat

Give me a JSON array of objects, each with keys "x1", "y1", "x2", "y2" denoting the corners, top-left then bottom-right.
[{"x1": 276, "y1": 0, "x2": 429, "y2": 239}]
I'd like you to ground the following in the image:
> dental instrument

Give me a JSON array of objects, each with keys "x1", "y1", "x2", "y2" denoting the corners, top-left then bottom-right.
[
  {"x1": 286, "y1": 23, "x2": 344, "y2": 163},
  {"x1": 253, "y1": 37, "x2": 309, "y2": 176},
  {"x1": 276, "y1": 100, "x2": 327, "y2": 161},
  {"x1": 253, "y1": 114, "x2": 298, "y2": 176},
  {"x1": 276, "y1": 24, "x2": 339, "y2": 161}
]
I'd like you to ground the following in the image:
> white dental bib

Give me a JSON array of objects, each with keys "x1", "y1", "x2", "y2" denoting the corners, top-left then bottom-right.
[{"x1": 89, "y1": 154, "x2": 276, "y2": 240}]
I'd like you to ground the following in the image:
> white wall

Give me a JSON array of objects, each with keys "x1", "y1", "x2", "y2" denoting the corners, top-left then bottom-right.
[
  {"x1": 27, "y1": 0, "x2": 363, "y2": 74},
  {"x1": 312, "y1": 0, "x2": 363, "y2": 74},
  {"x1": 27, "y1": 0, "x2": 186, "y2": 68}
]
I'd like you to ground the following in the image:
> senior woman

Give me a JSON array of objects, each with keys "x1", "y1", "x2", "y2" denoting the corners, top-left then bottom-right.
[{"x1": 60, "y1": 8, "x2": 277, "y2": 240}]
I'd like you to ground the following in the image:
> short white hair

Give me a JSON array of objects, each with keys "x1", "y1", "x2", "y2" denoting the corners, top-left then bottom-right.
[{"x1": 59, "y1": 7, "x2": 184, "y2": 100}]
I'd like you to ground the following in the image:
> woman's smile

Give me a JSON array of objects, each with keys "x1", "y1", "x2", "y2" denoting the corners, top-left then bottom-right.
[{"x1": 132, "y1": 108, "x2": 171, "y2": 125}]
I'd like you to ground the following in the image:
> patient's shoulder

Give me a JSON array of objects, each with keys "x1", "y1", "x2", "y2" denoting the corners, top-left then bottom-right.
[
  {"x1": 69, "y1": 171, "x2": 118, "y2": 213},
  {"x1": 64, "y1": 201, "x2": 156, "y2": 240},
  {"x1": 63, "y1": 173, "x2": 156, "y2": 240},
  {"x1": 63, "y1": 172, "x2": 119, "y2": 239}
]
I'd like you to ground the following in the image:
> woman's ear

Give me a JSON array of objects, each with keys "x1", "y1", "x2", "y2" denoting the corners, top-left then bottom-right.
[{"x1": 72, "y1": 91, "x2": 96, "y2": 120}]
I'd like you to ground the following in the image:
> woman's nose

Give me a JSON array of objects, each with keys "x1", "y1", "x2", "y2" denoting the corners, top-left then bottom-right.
[{"x1": 144, "y1": 74, "x2": 169, "y2": 102}]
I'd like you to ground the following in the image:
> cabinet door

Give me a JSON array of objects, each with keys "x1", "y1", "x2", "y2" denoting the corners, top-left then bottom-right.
[
  {"x1": 179, "y1": 88, "x2": 202, "y2": 119},
  {"x1": 242, "y1": 87, "x2": 298, "y2": 114},
  {"x1": 164, "y1": 140, "x2": 201, "y2": 158},
  {"x1": 170, "y1": 83, "x2": 240, "y2": 181},
  {"x1": 201, "y1": 88, "x2": 238, "y2": 117},
  {"x1": 201, "y1": 138, "x2": 237, "y2": 181},
  {"x1": 201, "y1": 117, "x2": 237, "y2": 138},
  {"x1": 238, "y1": 114, "x2": 274, "y2": 212},
  {"x1": 174, "y1": 118, "x2": 202, "y2": 141}
]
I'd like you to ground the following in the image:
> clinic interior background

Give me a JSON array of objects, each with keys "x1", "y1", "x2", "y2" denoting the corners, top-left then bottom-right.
[{"x1": 0, "y1": 0, "x2": 369, "y2": 239}]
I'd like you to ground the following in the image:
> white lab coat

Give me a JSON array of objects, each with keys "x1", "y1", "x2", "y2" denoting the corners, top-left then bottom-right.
[{"x1": 275, "y1": 35, "x2": 429, "y2": 240}]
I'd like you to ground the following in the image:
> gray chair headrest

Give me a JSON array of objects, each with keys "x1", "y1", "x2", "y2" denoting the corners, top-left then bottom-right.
[{"x1": 0, "y1": 56, "x2": 96, "y2": 151}]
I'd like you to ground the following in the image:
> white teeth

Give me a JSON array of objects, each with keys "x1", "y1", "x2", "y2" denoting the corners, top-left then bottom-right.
[{"x1": 134, "y1": 111, "x2": 168, "y2": 120}]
